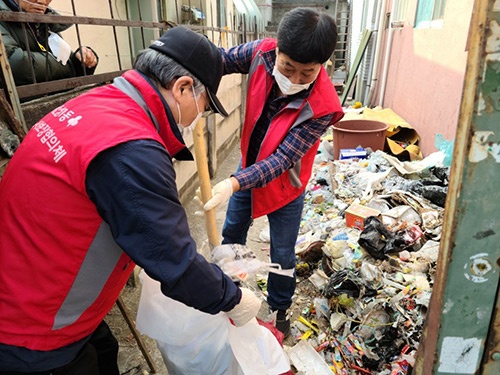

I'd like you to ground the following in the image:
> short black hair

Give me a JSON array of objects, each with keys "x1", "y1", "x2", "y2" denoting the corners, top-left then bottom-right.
[{"x1": 277, "y1": 8, "x2": 338, "y2": 64}]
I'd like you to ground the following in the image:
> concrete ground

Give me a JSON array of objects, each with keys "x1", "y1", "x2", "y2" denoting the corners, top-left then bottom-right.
[{"x1": 109, "y1": 145, "x2": 287, "y2": 375}]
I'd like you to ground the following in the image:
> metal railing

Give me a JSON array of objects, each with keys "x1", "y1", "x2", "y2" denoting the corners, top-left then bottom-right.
[{"x1": 0, "y1": 1, "x2": 268, "y2": 133}]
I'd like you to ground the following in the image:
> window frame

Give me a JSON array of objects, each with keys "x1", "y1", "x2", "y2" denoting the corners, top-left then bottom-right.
[{"x1": 415, "y1": 0, "x2": 447, "y2": 29}]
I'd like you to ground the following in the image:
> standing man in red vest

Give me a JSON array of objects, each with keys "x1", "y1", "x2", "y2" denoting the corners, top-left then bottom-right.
[
  {"x1": 0, "y1": 26, "x2": 261, "y2": 374},
  {"x1": 204, "y1": 8, "x2": 344, "y2": 337}
]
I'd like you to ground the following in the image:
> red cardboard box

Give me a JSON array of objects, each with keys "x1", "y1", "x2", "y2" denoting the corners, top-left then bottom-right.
[{"x1": 345, "y1": 204, "x2": 381, "y2": 230}]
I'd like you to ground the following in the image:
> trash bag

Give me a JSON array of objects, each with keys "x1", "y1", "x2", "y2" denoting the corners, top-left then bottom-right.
[
  {"x1": 136, "y1": 271, "x2": 238, "y2": 375},
  {"x1": 358, "y1": 216, "x2": 406, "y2": 259},
  {"x1": 323, "y1": 269, "x2": 361, "y2": 299},
  {"x1": 136, "y1": 271, "x2": 291, "y2": 375},
  {"x1": 421, "y1": 185, "x2": 447, "y2": 207},
  {"x1": 228, "y1": 319, "x2": 291, "y2": 375},
  {"x1": 383, "y1": 174, "x2": 447, "y2": 208},
  {"x1": 430, "y1": 166, "x2": 449, "y2": 185}
]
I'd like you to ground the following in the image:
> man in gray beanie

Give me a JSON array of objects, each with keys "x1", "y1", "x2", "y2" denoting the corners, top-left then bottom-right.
[{"x1": 0, "y1": 26, "x2": 261, "y2": 374}]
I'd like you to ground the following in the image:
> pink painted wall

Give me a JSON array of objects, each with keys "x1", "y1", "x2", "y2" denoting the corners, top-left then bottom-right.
[{"x1": 375, "y1": 0, "x2": 474, "y2": 156}]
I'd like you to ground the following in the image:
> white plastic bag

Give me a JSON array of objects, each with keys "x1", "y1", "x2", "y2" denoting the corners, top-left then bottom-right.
[
  {"x1": 136, "y1": 271, "x2": 241, "y2": 374},
  {"x1": 135, "y1": 271, "x2": 291, "y2": 375},
  {"x1": 228, "y1": 318, "x2": 291, "y2": 375},
  {"x1": 48, "y1": 32, "x2": 71, "y2": 65}
]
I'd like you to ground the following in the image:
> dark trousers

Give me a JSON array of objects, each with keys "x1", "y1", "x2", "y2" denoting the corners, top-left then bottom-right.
[{"x1": 0, "y1": 321, "x2": 119, "y2": 375}]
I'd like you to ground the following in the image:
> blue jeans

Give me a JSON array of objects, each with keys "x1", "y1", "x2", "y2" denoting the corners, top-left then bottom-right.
[{"x1": 222, "y1": 188, "x2": 305, "y2": 311}]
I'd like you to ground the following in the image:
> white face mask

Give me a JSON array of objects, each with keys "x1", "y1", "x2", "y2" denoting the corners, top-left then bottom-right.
[
  {"x1": 176, "y1": 87, "x2": 203, "y2": 136},
  {"x1": 185, "y1": 111, "x2": 202, "y2": 135},
  {"x1": 272, "y1": 66, "x2": 313, "y2": 96}
]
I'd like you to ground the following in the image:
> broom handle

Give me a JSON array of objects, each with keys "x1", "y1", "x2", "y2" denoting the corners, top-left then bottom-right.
[{"x1": 192, "y1": 119, "x2": 221, "y2": 247}]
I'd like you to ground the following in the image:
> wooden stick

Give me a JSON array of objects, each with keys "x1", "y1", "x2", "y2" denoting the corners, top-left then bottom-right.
[{"x1": 192, "y1": 118, "x2": 221, "y2": 247}]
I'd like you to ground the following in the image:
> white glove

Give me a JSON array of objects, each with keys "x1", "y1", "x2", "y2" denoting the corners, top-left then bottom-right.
[
  {"x1": 204, "y1": 178, "x2": 233, "y2": 211},
  {"x1": 192, "y1": 187, "x2": 205, "y2": 217},
  {"x1": 225, "y1": 288, "x2": 262, "y2": 326}
]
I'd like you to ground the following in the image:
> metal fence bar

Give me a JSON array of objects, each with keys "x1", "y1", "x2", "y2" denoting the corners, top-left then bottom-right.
[
  {"x1": 15, "y1": 71, "x2": 127, "y2": 99},
  {"x1": 0, "y1": 12, "x2": 167, "y2": 28},
  {"x1": 136, "y1": 1, "x2": 147, "y2": 50},
  {"x1": 19, "y1": 21, "x2": 37, "y2": 84},
  {"x1": 174, "y1": 0, "x2": 180, "y2": 24},
  {"x1": 210, "y1": 1, "x2": 215, "y2": 41},
  {"x1": 0, "y1": 7, "x2": 259, "y2": 105},
  {"x1": 69, "y1": 0, "x2": 88, "y2": 75},
  {"x1": 0, "y1": 11, "x2": 245, "y2": 35},
  {"x1": 107, "y1": 0, "x2": 122, "y2": 70}
]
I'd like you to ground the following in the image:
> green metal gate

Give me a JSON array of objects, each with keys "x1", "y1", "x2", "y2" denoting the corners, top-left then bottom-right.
[{"x1": 413, "y1": 0, "x2": 500, "y2": 374}]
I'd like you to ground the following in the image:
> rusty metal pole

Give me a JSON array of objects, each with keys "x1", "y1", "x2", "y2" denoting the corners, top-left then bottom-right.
[
  {"x1": 413, "y1": 1, "x2": 500, "y2": 374},
  {"x1": 116, "y1": 297, "x2": 157, "y2": 373}
]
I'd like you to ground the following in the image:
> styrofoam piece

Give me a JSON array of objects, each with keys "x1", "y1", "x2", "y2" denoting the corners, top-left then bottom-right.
[{"x1": 285, "y1": 340, "x2": 332, "y2": 374}]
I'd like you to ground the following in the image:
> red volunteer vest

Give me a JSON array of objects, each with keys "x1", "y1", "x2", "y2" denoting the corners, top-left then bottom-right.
[
  {"x1": 0, "y1": 70, "x2": 188, "y2": 350},
  {"x1": 242, "y1": 39, "x2": 343, "y2": 218}
]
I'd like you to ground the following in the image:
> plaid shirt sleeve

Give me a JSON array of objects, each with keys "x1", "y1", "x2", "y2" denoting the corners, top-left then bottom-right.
[
  {"x1": 220, "y1": 40, "x2": 263, "y2": 75},
  {"x1": 233, "y1": 113, "x2": 334, "y2": 190}
]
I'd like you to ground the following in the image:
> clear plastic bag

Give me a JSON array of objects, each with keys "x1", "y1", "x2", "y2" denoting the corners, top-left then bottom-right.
[{"x1": 211, "y1": 244, "x2": 294, "y2": 282}]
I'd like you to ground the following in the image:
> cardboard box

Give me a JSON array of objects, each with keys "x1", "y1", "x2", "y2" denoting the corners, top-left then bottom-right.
[
  {"x1": 345, "y1": 204, "x2": 381, "y2": 230},
  {"x1": 339, "y1": 148, "x2": 367, "y2": 160}
]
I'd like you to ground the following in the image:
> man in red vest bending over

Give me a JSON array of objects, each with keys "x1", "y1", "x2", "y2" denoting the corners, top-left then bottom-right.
[{"x1": 0, "y1": 26, "x2": 261, "y2": 374}]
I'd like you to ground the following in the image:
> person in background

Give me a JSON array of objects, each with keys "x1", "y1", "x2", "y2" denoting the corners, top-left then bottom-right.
[
  {"x1": 0, "y1": 0, "x2": 98, "y2": 86},
  {"x1": 204, "y1": 7, "x2": 344, "y2": 337},
  {"x1": 0, "y1": 26, "x2": 261, "y2": 374}
]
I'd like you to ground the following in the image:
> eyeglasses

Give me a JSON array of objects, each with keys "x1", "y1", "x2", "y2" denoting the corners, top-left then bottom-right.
[
  {"x1": 201, "y1": 94, "x2": 213, "y2": 117},
  {"x1": 193, "y1": 86, "x2": 213, "y2": 117}
]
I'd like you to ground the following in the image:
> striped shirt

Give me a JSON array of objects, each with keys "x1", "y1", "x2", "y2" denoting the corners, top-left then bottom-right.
[{"x1": 220, "y1": 40, "x2": 336, "y2": 191}]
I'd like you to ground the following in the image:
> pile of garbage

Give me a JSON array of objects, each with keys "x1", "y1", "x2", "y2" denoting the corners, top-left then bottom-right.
[{"x1": 279, "y1": 136, "x2": 448, "y2": 374}]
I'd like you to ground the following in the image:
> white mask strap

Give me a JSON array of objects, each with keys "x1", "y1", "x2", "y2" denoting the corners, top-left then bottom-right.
[{"x1": 176, "y1": 101, "x2": 182, "y2": 126}]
